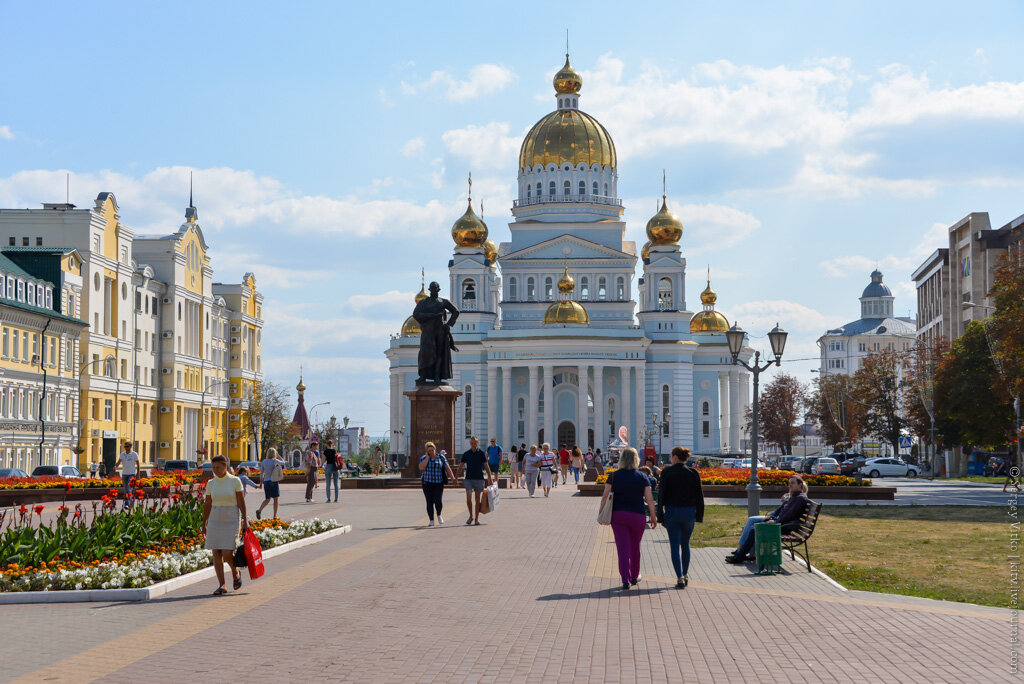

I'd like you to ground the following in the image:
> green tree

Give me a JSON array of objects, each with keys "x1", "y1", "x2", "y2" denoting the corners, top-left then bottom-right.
[
  {"x1": 807, "y1": 373, "x2": 862, "y2": 448},
  {"x1": 903, "y1": 340, "x2": 946, "y2": 455},
  {"x1": 852, "y1": 350, "x2": 906, "y2": 456},
  {"x1": 244, "y1": 380, "x2": 301, "y2": 459},
  {"x1": 745, "y1": 373, "x2": 806, "y2": 455}
]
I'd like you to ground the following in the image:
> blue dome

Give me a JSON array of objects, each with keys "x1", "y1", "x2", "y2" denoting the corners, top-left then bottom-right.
[{"x1": 861, "y1": 270, "x2": 892, "y2": 298}]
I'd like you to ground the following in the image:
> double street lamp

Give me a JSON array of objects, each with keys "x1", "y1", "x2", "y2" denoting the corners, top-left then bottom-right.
[
  {"x1": 726, "y1": 322, "x2": 789, "y2": 518},
  {"x1": 650, "y1": 412, "x2": 670, "y2": 462}
]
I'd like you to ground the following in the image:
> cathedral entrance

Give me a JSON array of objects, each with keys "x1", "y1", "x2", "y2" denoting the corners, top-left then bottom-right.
[{"x1": 557, "y1": 421, "x2": 576, "y2": 449}]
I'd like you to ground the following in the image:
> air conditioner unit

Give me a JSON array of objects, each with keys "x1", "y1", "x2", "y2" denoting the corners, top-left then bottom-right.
[
  {"x1": 161, "y1": 367, "x2": 172, "y2": 374},
  {"x1": 230, "y1": 325, "x2": 240, "y2": 333},
  {"x1": 91, "y1": 429, "x2": 101, "y2": 437},
  {"x1": 230, "y1": 398, "x2": 240, "y2": 405},
  {"x1": 231, "y1": 354, "x2": 239, "y2": 361},
  {"x1": 230, "y1": 414, "x2": 240, "y2": 422},
  {"x1": 160, "y1": 406, "x2": 171, "y2": 413},
  {"x1": 162, "y1": 331, "x2": 173, "y2": 338},
  {"x1": 230, "y1": 336, "x2": 240, "y2": 344},
  {"x1": 230, "y1": 443, "x2": 238, "y2": 450},
  {"x1": 159, "y1": 441, "x2": 170, "y2": 449},
  {"x1": 162, "y1": 297, "x2": 171, "y2": 304},
  {"x1": 229, "y1": 429, "x2": 239, "y2": 439}
]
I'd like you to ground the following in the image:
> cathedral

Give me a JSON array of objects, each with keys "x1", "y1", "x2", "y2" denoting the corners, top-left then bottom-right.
[{"x1": 386, "y1": 54, "x2": 752, "y2": 458}]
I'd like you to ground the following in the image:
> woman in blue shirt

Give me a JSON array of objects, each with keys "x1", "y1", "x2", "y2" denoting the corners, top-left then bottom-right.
[
  {"x1": 598, "y1": 447, "x2": 657, "y2": 590},
  {"x1": 419, "y1": 442, "x2": 458, "y2": 527}
]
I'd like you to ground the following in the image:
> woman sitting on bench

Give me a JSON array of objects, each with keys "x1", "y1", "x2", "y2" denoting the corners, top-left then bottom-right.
[{"x1": 726, "y1": 475, "x2": 809, "y2": 564}]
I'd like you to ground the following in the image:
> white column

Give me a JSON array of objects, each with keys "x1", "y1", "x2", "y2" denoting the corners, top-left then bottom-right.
[
  {"x1": 487, "y1": 365, "x2": 498, "y2": 442},
  {"x1": 501, "y1": 365, "x2": 512, "y2": 450},
  {"x1": 621, "y1": 366, "x2": 631, "y2": 445},
  {"x1": 729, "y1": 370, "x2": 742, "y2": 453},
  {"x1": 542, "y1": 364, "x2": 554, "y2": 447},
  {"x1": 719, "y1": 371, "x2": 730, "y2": 452},
  {"x1": 389, "y1": 371, "x2": 400, "y2": 451},
  {"x1": 739, "y1": 371, "x2": 751, "y2": 449},
  {"x1": 593, "y1": 366, "x2": 605, "y2": 450},
  {"x1": 528, "y1": 366, "x2": 539, "y2": 447},
  {"x1": 577, "y1": 364, "x2": 589, "y2": 448},
  {"x1": 636, "y1": 364, "x2": 647, "y2": 445}
]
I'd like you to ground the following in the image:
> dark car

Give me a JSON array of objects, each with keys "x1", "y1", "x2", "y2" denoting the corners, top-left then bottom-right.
[
  {"x1": 835, "y1": 454, "x2": 867, "y2": 476},
  {"x1": 31, "y1": 465, "x2": 86, "y2": 479},
  {"x1": 0, "y1": 468, "x2": 30, "y2": 479},
  {"x1": 800, "y1": 457, "x2": 821, "y2": 474},
  {"x1": 162, "y1": 460, "x2": 199, "y2": 471}
]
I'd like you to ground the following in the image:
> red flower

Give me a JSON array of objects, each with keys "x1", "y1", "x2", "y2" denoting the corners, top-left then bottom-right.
[
  {"x1": 64, "y1": 481, "x2": 72, "y2": 493},
  {"x1": 33, "y1": 505, "x2": 44, "y2": 515},
  {"x1": 171, "y1": 493, "x2": 181, "y2": 501},
  {"x1": 18, "y1": 505, "x2": 28, "y2": 515},
  {"x1": 58, "y1": 505, "x2": 69, "y2": 513},
  {"x1": 73, "y1": 510, "x2": 82, "y2": 519}
]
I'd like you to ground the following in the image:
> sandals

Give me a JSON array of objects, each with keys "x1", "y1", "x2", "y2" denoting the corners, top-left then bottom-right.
[
  {"x1": 233, "y1": 575, "x2": 242, "y2": 590},
  {"x1": 212, "y1": 587, "x2": 227, "y2": 596},
  {"x1": 677, "y1": 577, "x2": 688, "y2": 589}
]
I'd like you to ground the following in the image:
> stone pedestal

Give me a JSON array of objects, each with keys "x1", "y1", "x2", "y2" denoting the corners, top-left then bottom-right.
[{"x1": 402, "y1": 384, "x2": 462, "y2": 478}]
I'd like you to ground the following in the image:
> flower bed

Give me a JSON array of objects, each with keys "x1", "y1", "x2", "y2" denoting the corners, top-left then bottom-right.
[
  {"x1": 0, "y1": 470, "x2": 202, "y2": 491},
  {"x1": 594, "y1": 467, "x2": 867, "y2": 487}
]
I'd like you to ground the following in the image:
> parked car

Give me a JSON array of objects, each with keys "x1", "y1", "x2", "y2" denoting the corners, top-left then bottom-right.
[
  {"x1": 30, "y1": 465, "x2": 86, "y2": 479},
  {"x1": 800, "y1": 457, "x2": 821, "y2": 474},
  {"x1": 0, "y1": 468, "x2": 30, "y2": 479},
  {"x1": 858, "y1": 457, "x2": 919, "y2": 478},
  {"x1": 737, "y1": 459, "x2": 770, "y2": 470},
  {"x1": 201, "y1": 462, "x2": 214, "y2": 472},
  {"x1": 721, "y1": 458, "x2": 739, "y2": 469},
  {"x1": 813, "y1": 457, "x2": 841, "y2": 475},
  {"x1": 838, "y1": 455, "x2": 868, "y2": 476},
  {"x1": 235, "y1": 461, "x2": 262, "y2": 481},
  {"x1": 162, "y1": 460, "x2": 199, "y2": 472},
  {"x1": 789, "y1": 458, "x2": 804, "y2": 472},
  {"x1": 778, "y1": 456, "x2": 801, "y2": 471}
]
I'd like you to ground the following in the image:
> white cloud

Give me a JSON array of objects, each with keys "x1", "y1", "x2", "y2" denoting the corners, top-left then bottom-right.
[
  {"x1": 441, "y1": 122, "x2": 521, "y2": 171},
  {"x1": 401, "y1": 138, "x2": 425, "y2": 157},
  {"x1": 0, "y1": 126, "x2": 12, "y2": 140},
  {"x1": 818, "y1": 220, "x2": 950, "y2": 279},
  {"x1": 263, "y1": 305, "x2": 400, "y2": 354},
  {"x1": 345, "y1": 290, "x2": 414, "y2": 313},
  {"x1": 731, "y1": 299, "x2": 844, "y2": 335},
  {"x1": 401, "y1": 63, "x2": 516, "y2": 103},
  {"x1": 264, "y1": 355, "x2": 389, "y2": 377},
  {"x1": 678, "y1": 203, "x2": 761, "y2": 254}
]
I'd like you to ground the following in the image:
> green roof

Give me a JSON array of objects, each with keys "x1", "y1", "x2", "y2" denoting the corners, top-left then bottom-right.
[{"x1": 0, "y1": 297, "x2": 87, "y2": 326}]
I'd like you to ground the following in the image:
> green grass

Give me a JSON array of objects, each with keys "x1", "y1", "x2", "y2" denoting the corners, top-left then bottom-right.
[
  {"x1": 694, "y1": 505, "x2": 1012, "y2": 608},
  {"x1": 947, "y1": 476, "x2": 1011, "y2": 485}
]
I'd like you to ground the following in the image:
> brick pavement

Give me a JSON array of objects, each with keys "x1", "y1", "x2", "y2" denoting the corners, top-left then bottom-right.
[{"x1": 2, "y1": 482, "x2": 1015, "y2": 683}]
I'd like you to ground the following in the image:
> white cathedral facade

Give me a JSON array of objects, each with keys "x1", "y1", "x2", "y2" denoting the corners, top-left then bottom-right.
[{"x1": 386, "y1": 54, "x2": 752, "y2": 458}]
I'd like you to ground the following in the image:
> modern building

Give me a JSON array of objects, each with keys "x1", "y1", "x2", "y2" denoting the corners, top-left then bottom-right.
[
  {"x1": 0, "y1": 193, "x2": 264, "y2": 472},
  {"x1": 386, "y1": 54, "x2": 754, "y2": 459},
  {"x1": 818, "y1": 270, "x2": 917, "y2": 375}
]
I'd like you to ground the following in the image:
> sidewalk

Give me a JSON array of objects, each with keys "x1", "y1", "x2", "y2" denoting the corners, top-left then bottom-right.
[{"x1": 1, "y1": 482, "x2": 1012, "y2": 683}]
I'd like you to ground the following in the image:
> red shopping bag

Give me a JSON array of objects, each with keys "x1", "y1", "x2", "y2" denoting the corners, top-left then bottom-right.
[{"x1": 243, "y1": 528, "x2": 265, "y2": 579}]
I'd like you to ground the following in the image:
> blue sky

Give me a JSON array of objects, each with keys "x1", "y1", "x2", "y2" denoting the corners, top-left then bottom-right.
[{"x1": 2, "y1": 1, "x2": 1023, "y2": 438}]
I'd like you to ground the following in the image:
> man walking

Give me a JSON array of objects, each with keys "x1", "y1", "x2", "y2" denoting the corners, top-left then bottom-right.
[
  {"x1": 486, "y1": 438, "x2": 503, "y2": 480},
  {"x1": 460, "y1": 436, "x2": 494, "y2": 525},
  {"x1": 558, "y1": 444, "x2": 571, "y2": 485},
  {"x1": 114, "y1": 441, "x2": 140, "y2": 507}
]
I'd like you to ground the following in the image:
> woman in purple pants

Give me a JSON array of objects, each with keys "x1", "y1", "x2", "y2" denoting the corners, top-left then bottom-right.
[{"x1": 599, "y1": 448, "x2": 657, "y2": 590}]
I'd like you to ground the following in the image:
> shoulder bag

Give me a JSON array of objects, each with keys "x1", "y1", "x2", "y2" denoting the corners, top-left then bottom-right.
[
  {"x1": 271, "y1": 462, "x2": 284, "y2": 482},
  {"x1": 597, "y1": 474, "x2": 614, "y2": 525}
]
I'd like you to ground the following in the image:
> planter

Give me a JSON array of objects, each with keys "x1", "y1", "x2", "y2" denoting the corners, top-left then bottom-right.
[
  {"x1": 576, "y1": 483, "x2": 895, "y2": 500},
  {"x1": 0, "y1": 486, "x2": 180, "y2": 506}
]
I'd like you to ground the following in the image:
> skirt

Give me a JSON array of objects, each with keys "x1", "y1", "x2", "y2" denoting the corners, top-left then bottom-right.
[{"x1": 205, "y1": 505, "x2": 241, "y2": 550}]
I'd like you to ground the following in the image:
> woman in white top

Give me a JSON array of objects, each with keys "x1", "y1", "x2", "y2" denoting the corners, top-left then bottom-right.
[
  {"x1": 202, "y1": 455, "x2": 248, "y2": 596},
  {"x1": 256, "y1": 447, "x2": 286, "y2": 520},
  {"x1": 538, "y1": 443, "x2": 556, "y2": 497}
]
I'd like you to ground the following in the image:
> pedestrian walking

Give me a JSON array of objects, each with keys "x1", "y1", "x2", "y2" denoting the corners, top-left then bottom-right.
[
  {"x1": 538, "y1": 443, "x2": 556, "y2": 497},
  {"x1": 508, "y1": 445, "x2": 520, "y2": 488},
  {"x1": 570, "y1": 446, "x2": 585, "y2": 484},
  {"x1": 256, "y1": 447, "x2": 286, "y2": 520},
  {"x1": 201, "y1": 455, "x2": 248, "y2": 596},
  {"x1": 594, "y1": 448, "x2": 605, "y2": 475},
  {"x1": 558, "y1": 444, "x2": 571, "y2": 484},
  {"x1": 371, "y1": 447, "x2": 385, "y2": 476},
  {"x1": 460, "y1": 436, "x2": 495, "y2": 525},
  {"x1": 585, "y1": 448, "x2": 594, "y2": 473},
  {"x1": 323, "y1": 439, "x2": 340, "y2": 503},
  {"x1": 726, "y1": 475, "x2": 808, "y2": 564},
  {"x1": 656, "y1": 447, "x2": 704, "y2": 589},
  {"x1": 598, "y1": 447, "x2": 657, "y2": 590},
  {"x1": 419, "y1": 442, "x2": 457, "y2": 526},
  {"x1": 522, "y1": 445, "x2": 541, "y2": 497},
  {"x1": 303, "y1": 439, "x2": 321, "y2": 503},
  {"x1": 486, "y1": 438, "x2": 503, "y2": 480},
  {"x1": 113, "y1": 441, "x2": 140, "y2": 505}
]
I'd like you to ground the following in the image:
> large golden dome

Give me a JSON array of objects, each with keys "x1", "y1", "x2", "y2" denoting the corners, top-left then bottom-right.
[
  {"x1": 543, "y1": 300, "x2": 590, "y2": 325},
  {"x1": 401, "y1": 316, "x2": 421, "y2": 335},
  {"x1": 553, "y1": 53, "x2": 582, "y2": 94},
  {"x1": 519, "y1": 109, "x2": 616, "y2": 170},
  {"x1": 451, "y1": 198, "x2": 488, "y2": 248},
  {"x1": 646, "y1": 196, "x2": 683, "y2": 245},
  {"x1": 690, "y1": 281, "x2": 729, "y2": 333}
]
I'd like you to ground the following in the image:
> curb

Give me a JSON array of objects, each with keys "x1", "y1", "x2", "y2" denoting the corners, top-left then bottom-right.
[{"x1": 0, "y1": 524, "x2": 352, "y2": 604}]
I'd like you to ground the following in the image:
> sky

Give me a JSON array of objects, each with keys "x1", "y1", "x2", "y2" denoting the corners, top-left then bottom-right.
[{"x1": 1, "y1": 1, "x2": 1023, "y2": 439}]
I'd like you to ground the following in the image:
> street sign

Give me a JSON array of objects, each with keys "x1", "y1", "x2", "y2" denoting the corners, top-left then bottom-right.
[{"x1": 899, "y1": 436, "x2": 912, "y2": 449}]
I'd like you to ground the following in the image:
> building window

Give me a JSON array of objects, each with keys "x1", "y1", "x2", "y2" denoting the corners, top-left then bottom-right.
[
  {"x1": 563, "y1": 180, "x2": 570, "y2": 196},
  {"x1": 462, "y1": 278, "x2": 476, "y2": 307},
  {"x1": 579, "y1": 180, "x2": 586, "y2": 196},
  {"x1": 598, "y1": 277, "x2": 607, "y2": 301},
  {"x1": 544, "y1": 277, "x2": 553, "y2": 301},
  {"x1": 580, "y1": 277, "x2": 589, "y2": 299},
  {"x1": 658, "y1": 277, "x2": 673, "y2": 309},
  {"x1": 702, "y1": 401, "x2": 710, "y2": 416},
  {"x1": 593, "y1": 181, "x2": 599, "y2": 196},
  {"x1": 103, "y1": 399, "x2": 112, "y2": 421},
  {"x1": 26, "y1": 284, "x2": 35, "y2": 306},
  {"x1": 702, "y1": 420, "x2": 710, "y2": 438},
  {"x1": 517, "y1": 397, "x2": 525, "y2": 441},
  {"x1": 616, "y1": 277, "x2": 625, "y2": 300},
  {"x1": 526, "y1": 277, "x2": 536, "y2": 301},
  {"x1": 526, "y1": 184, "x2": 531, "y2": 199},
  {"x1": 548, "y1": 181, "x2": 555, "y2": 196},
  {"x1": 1, "y1": 328, "x2": 6, "y2": 358},
  {"x1": 858, "y1": 343, "x2": 866, "y2": 352},
  {"x1": 604, "y1": 183, "x2": 608, "y2": 195},
  {"x1": 464, "y1": 385, "x2": 473, "y2": 439},
  {"x1": 536, "y1": 182, "x2": 542, "y2": 197},
  {"x1": 508, "y1": 277, "x2": 517, "y2": 300},
  {"x1": 661, "y1": 385, "x2": 670, "y2": 436}
]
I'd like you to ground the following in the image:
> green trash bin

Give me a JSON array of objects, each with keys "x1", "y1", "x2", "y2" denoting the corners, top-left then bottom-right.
[{"x1": 754, "y1": 522, "x2": 782, "y2": 574}]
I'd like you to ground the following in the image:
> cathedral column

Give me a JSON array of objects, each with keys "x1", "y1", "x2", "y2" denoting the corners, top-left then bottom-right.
[
  {"x1": 719, "y1": 371, "x2": 730, "y2": 452},
  {"x1": 542, "y1": 364, "x2": 554, "y2": 447},
  {"x1": 528, "y1": 366, "x2": 539, "y2": 447},
  {"x1": 389, "y1": 371, "x2": 400, "y2": 453},
  {"x1": 593, "y1": 365, "x2": 604, "y2": 450},
  {"x1": 577, "y1": 364, "x2": 589, "y2": 449},
  {"x1": 487, "y1": 366, "x2": 498, "y2": 442},
  {"x1": 739, "y1": 371, "x2": 751, "y2": 452},
  {"x1": 636, "y1": 364, "x2": 647, "y2": 446},
  {"x1": 729, "y1": 370, "x2": 742, "y2": 454},
  {"x1": 501, "y1": 365, "x2": 512, "y2": 451},
  {"x1": 621, "y1": 366, "x2": 631, "y2": 445}
]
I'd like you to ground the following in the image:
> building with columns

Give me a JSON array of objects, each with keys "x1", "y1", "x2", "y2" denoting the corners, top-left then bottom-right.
[{"x1": 386, "y1": 54, "x2": 752, "y2": 459}]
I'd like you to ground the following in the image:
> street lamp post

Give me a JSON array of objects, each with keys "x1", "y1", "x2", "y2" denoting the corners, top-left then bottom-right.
[
  {"x1": 309, "y1": 401, "x2": 330, "y2": 443},
  {"x1": 198, "y1": 379, "x2": 231, "y2": 462},
  {"x1": 650, "y1": 412, "x2": 670, "y2": 463},
  {"x1": 726, "y1": 322, "x2": 788, "y2": 518}
]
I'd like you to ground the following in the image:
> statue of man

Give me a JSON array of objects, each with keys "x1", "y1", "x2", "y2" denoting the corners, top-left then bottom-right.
[{"x1": 413, "y1": 281, "x2": 459, "y2": 384}]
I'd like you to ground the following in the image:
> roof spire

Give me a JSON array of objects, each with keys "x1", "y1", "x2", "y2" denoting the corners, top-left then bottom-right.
[
  {"x1": 566, "y1": 28, "x2": 569, "y2": 56},
  {"x1": 707, "y1": 264, "x2": 710, "y2": 285},
  {"x1": 185, "y1": 171, "x2": 198, "y2": 223},
  {"x1": 189, "y1": 171, "x2": 193, "y2": 209},
  {"x1": 467, "y1": 171, "x2": 472, "y2": 204}
]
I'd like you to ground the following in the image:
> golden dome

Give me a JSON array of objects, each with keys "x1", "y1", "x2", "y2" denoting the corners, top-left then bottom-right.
[
  {"x1": 646, "y1": 196, "x2": 683, "y2": 245},
  {"x1": 519, "y1": 109, "x2": 616, "y2": 170},
  {"x1": 401, "y1": 315, "x2": 421, "y2": 335},
  {"x1": 543, "y1": 300, "x2": 590, "y2": 325},
  {"x1": 553, "y1": 53, "x2": 582, "y2": 94},
  {"x1": 690, "y1": 310, "x2": 730, "y2": 333},
  {"x1": 700, "y1": 283, "x2": 717, "y2": 306},
  {"x1": 296, "y1": 378, "x2": 306, "y2": 392},
  {"x1": 451, "y1": 199, "x2": 488, "y2": 248},
  {"x1": 414, "y1": 283, "x2": 429, "y2": 303},
  {"x1": 557, "y1": 265, "x2": 575, "y2": 293},
  {"x1": 641, "y1": 240, "x2": 652, "y2": 261},
  {"x1": 484, "y1": 238, "x2": 498, "y2": 264}
]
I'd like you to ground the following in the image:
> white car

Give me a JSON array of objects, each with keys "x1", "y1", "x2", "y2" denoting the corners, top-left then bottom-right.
[
  {"x1": 30, "y1": 465, "x2": 86, "y2": 479},
  {"x1": 736, "y1": 459, "x2": 770, "y2": 470},
  {"x1": 721, "y1": 458, "x2": 738, "y2": 469},
  {"x1": 858, "y1": 457, "x2": 919, "y2": 478},
  {"x1": 813, "y1": 457, "x2": 840, "y2": 475}
]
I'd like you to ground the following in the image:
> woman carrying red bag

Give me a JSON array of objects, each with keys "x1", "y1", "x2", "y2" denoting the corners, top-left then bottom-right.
[{"x1": 202, "y1": 455, "x2": 249, "y2": 596}]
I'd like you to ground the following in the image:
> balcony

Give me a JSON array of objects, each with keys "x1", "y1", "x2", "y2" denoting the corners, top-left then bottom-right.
[{"x1": 513, "y1": 194, "x2": 622, "y2": 209}]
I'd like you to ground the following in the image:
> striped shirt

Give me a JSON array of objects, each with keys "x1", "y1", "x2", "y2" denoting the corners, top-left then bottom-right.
[
  {"x1": 420, "y1": 454, "x2": 449, "y2": 483},
  {"x1": 539, "y1": 452, "x2": 555, "y2": 469}
]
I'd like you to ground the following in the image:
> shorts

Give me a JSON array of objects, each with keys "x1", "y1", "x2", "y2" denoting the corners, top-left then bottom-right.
[
  {"x1": 464, "y1": 479, "x2": 485, "y2": 493},
  {"x1": 263, "y1": 480, "x2": 281, "y2": 499},
  {"x1": 489, "y1": 462, "x2": 501, "y2": 474}
]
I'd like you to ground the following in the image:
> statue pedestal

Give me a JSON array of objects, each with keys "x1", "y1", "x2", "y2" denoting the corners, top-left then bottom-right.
[{"x1": 402, "y1": 384, "x2": 463, "y2": 478}]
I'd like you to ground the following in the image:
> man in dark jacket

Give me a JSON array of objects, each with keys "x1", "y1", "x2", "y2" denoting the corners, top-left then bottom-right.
[{"x1": 726, "y1": 475, "x2": 809, "y2": 564}]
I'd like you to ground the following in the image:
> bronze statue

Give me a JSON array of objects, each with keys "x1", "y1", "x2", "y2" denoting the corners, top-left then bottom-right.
[{"x1": 413, "y1": 281, "x2": 459, "y2": 384}]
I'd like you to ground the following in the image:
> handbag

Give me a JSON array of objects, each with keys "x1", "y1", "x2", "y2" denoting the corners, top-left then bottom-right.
[
  {"x1": 486, "y1": 483, "x2": 499, "y2": 511},
  {"x1": 597, "y1": 475, "x2": 614, "y2": 525},
  {"x1": 243, "y1": 529, "x2": 265, "y2": 580},
  {"x1": 233, "y1": 544, "x2": 248, "y2": 568},
  {"x1": 299, "y1": 460, "x2": 309, "y2": 474},
  {"x1": 479, "y1": 489, "x2": 491, "y2": 515},
  {"x1": 271, "y1": 463, "x2": 284, "y2": 482}
]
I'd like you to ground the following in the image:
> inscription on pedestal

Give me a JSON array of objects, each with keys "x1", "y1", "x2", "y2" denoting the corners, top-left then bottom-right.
[{"x1": 403, "y1": 385, "x2": 462, "y2": 478}]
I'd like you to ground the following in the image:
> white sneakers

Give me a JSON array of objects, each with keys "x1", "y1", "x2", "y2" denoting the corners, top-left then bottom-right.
[
  {"x1": 428, "y1": 520, "x2": 435, "y2": 527},
  {"x1": 438, "y1": 516, "x2": 445, "y2": 525}
]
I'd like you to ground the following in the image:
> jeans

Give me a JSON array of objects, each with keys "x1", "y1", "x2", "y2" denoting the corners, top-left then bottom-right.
[
  {"x1": 121, "y1": 474, "x2": 134, "y2": 503},
  {"x1": 305, "y1": 467, "x2": 318, "y2": 500},
  {"x1": 422, "y1": 481, "x2": 444, "y2": 520},
  {"x1": 525, "y1": 471, "x2": 538, "y2": 495},
  {"x1": 324, "y1": 464, "x2": 339, "y2": 501},
  {"x1": 735, "y1": 515, "x2": 769, "y2": 557},
  {"x1": 663, "y1": 506, "x2": 697, "y2": 578},
  {"x1": 610, "y1": 510, "x2": 647, "y2": 584},
  {"x1": 570, "y1": 466, "x2": 581, "y2": 483}
]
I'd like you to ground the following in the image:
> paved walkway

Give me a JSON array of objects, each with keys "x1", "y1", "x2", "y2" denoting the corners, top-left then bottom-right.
[{"x1": 0, "y1": 482, "x2": 1014, "y2": 683}]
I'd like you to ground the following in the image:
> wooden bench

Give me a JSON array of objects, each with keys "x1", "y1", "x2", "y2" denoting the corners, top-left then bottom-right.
[{"x1": 781, "y1": 500, "x2": 822, "y2": 572}]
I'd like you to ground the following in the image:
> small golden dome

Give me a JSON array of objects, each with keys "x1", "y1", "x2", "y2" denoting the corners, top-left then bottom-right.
[
  {"x1": 557, "y1": 265, "x2": 575, "y2": 293},
  {"x1": 414, "y1": 283, "x2": 429, "y2": 303},
  {"x1": 401, "y1": 315, "x2": 421, "y2": 336},
  {"x1": 641, "y1": 240, "x2": 652, "y2": 261},
  {"x1": 519, "y1": 109, "x2": 616, "y2": 169},
  {"x1": 543, "y1": 300, "x2": 590, "y2": 325},
  {"x1": 646, "y1": 196, "x2": 683, "y2": 245},
  {"x1": 484, "y1": 238, "x2": 498, "y2": 264},
  {"x1": 689, "y1": 310, "x2": 730, "y2": 333},
  {"x1": 296, "y1": 378, "x2": 306, "y2": 392},
  {"x1": 700, "y1": 283, "x2": 717, "y2": 306},
  {"x1": 451, "y1": 199, "x2": 488, "y2": 248},
  {"x1": 553, "y1": 53, "x2": 582, "y2": 94}
]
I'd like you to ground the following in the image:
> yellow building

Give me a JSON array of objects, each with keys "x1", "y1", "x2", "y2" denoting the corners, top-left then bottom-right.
[{"x1": 0, "y1": 194, "x2": 264, "y2": 472}]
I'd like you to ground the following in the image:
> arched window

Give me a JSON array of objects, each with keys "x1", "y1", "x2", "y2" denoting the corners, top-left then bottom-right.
[
  {"x1": 462, "y1": 278, "x2": 476, "y2": 302},
  {"x1": 579, "y1": 180, "x2": 586, "y2": 196},
  {"x1": 563, "y1": 180, "x2": 570, "y2": 196},
  {"x1": 580, "y1": 277, "x2": 589, "y2": 299},
  {"x1": 549, "y1": 181, "x2": 556, "y2": 196},
  {"x1": 593, "y1": 181, "x2": 599, "y2": 196},
  {"x1": 604, "y1": 183, "x2": 608, "y2": 196},
  {"x1": 508, "y1": 277, "x2": 517, "y2": 300},
  {"x1": 526, "y1": 184, "x2": 531, "y2": 199},
  {"x1": 464, "y1": 385, "x2": 473, "y2": 438},
  {"x1": 544, "y1": 277, "x2": 553, "y2": 300},
  {"x1": 661, "y1": 385, "x2": 670, "y2": 436},
  {"x1": 598, "y1": 277, "x2": 607, "y2": 300},
  {"x1": 573, "y1": 97, "x2": 578, "y2": 108},
  {"x1": 657, "y1": 277, "x2": 673, "y2": 309},
  {"x1": 517, "y1": 397, "x2": 525, "y2": 441},
  {"x1": 526, "y1": 277, "x2": 536, "y2": 301},
  {"x1": 537, "y1": 182, "x2": 542, "y2": 197},
  {"x1": 702, "y1": 401, "x2": 710, "y2": 416},
  {"x1": 616, "y1": 277, "x2": 625, "y2": 300}
]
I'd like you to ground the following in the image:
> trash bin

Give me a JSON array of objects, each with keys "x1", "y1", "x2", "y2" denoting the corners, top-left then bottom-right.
[{"x1": 755, "y1": 522, "x2": 782, "y2": 574}]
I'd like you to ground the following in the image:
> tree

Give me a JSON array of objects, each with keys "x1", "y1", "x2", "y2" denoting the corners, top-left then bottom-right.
[
  {"x1": 244, "y1": 380, "x2": 301, "y2": 460},
  {"x1": 807, "y1": 373, "x2": 862, "y2": 448},
  {"x1": 745, "y1": 373, "x2": 806, "y2": 455},
  {"x1": 851, "y1": 350, "x2": 906, "y2": 456},
  {"x1": 903, "y1": 339, "x2": 946, "y2": 460},
  {"x1": 989, "y1": 251, "x2": 1024, "y2": 402},
  {"x1": 934, "y1": 320, "x2": 1014, "y2": 449}
]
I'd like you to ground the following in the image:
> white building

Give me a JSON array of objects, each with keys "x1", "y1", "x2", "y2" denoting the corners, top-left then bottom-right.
[{"x1": 386, "y1": 54, "x2": 754, "y2": 458}]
